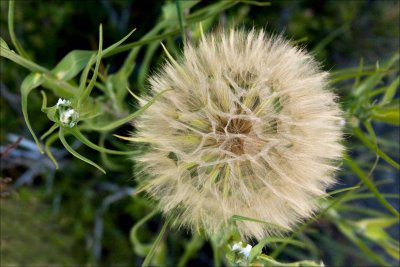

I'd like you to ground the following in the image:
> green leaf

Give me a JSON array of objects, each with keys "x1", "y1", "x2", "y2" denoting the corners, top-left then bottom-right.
[
  {"x1": 21, "y1": 73, "x2": 45, "y2": 153},
  {"x1": 353, "y1": 71, "x2": 385, "y2": 97},
  {"x1": 271, "y1": 182, "x2": 361, "y2": 258},
  {"x1": 238, "y1": 0, "x2": 271, "y2": 6},
  {"x1": 141, "y1": 217, "x2": 171, "y2": 267},
  {"x1": 78, "y1": 24, "x2": 103, "y2": 108},
  {"x1": 356, "y1": 218, "x2": 398, "y2": 241},
  {"x1": 67, "y1": 127, "x2": 132, "y2": 155},
  {"x1": 137, "y1": 42, "x2": 161, "y2": 92},
  {"x1": 381, "y1": 77, "x2": 399, "y2": 105},
  {"x1": 175, "y1": 0, "x2": 186, "y2": 43},
  {"x1": 102, "y1": 27, "x2": 136, "y2": 56},
  {"x1": 8, "y1": 0, "x2": 30, "y2": 59},
  {"x1": 1, "y1": 45, "x2": 49, "y2": 73},
  {"x1": 162, "y1": 1, "x2": 199, "y2": 21},
  {"x1": 344, "y1": 155, "x2": 399, "y2": 218},
  {"x1": 352, "y1": 127, "x2": 399, "y2": 168},
  {"x1": 382, "y1": 241, "x2": 400, "y2": 260},
  {"x1": 86, "y1": 89, "x2": 171, "y2": 131},
  {"x1": 336, "y1": 220, "x2": 390, "y2": 266},
  {"x1": 249, "y1": 238, "x2": 305, "y2": 262},
  {"x1": 0, "y1": 37, "x2": 10, "y2": 50},
  {"x1": 130, "y1": 210, "x2": 157, "y2": 257},
  {"x1": 370, "y1": 106, "x2": 400, "y2": 125},
  {"x1": 44, "y1": 132, "x2": 60, "y2": 169},
  {"x1": 326, "y1": 185, "x2": 361, "y2": 196},
  {"x1": 312, "y1": 24, "x2": 348, "y2": 55},
  {"x1": 59, "y1": 128, "x2": 105, "y2": 174},
  {"x1": 51, "y1": 50, "x2": 93, "y2": 81},
  {"x1": 229, "y1": 215, "x2": 289, "y2": 232},
  {"x1": 177, "y1": 234, "x2": 205, "y2": 267},
  {"x1": 256, "y1": 254, "x2": 323, "y2": 267},
  {"x1": 40, "y1": 123, "x2": 59, "y2": 141}
]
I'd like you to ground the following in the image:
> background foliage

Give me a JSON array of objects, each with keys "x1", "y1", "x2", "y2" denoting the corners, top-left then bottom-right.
[{"x1": 0, "y1": 0, "x2": 399, "y2": 266}]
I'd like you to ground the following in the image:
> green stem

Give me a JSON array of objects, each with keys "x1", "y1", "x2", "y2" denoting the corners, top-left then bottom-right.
[{"x1": 8, "y1": 0, "x2": 30, "y2": 59}]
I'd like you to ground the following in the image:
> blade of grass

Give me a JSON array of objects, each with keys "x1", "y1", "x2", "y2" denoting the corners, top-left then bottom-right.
[
  {"x1": 130, "y1": 209, "x2": 158, "y2": 256},
  {"x1": 59, "y1": 128, "x2": 105, "y2": 174},
  {"x1": 229, "y1": 215, "x2": 290, "y2": 232},
  {"x1": 21, "y1": 73, "x2": 45, "y2": 153},
  {"x1": 1, "y1": 45, "x2": 49, "y2": 73},
  {"x1": 177, "y1": 234, "x2": 205, "y2": 267},
  {"x1": 381, "y1": 77, "x2": 399, "y2": 105},
  {"x1": 141, "y1": 217, "x2": 171, "y2": 267},
  {"x1": 86, "y1": 89, "x2": 171, "y2": 131},
  {"x1": 344, "y1": 155, "x2": 399, "y2": 218},
  {"x1": 336, "y1": 219, "x2": 390, "y2": 266},
  {"x1": 44, "y1": 132, "x2": 60, "y2": 169},
  {"x1": 271, "y1": 181, "x2": 362, "y2": 258},
  {"x1": 68, "y1": 127, "x2": 132, "y2": 155},
  {"x1": 78, "y1": 24, "x2": 103, "y2": 108},
  {"x1": 249, "y1": 238, "x2": 305, "y2": 262},
  {"x1": 8, "y1": 0, "x2": 29, "y2": 59},
  {"x1": 352, "y1": 127, "x2": 399, "y2": 168},
  {"x1": 175, "y1": 0, "x2": 186, "y2": 43}
]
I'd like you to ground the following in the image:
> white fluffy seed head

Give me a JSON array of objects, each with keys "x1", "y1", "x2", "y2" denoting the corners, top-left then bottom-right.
[{"x1": 132, "y1": 29, "x2": 344, "y2": 240}]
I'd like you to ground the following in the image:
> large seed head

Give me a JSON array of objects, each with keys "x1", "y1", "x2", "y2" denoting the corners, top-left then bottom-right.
[{"x1": 132, "y1": 29, "x2": 344, "y2": 240}]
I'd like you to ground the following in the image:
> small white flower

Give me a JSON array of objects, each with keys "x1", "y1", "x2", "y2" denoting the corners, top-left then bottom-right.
[
  {"x1": 232, "y1": 242, "x2": 252, "y2": 258},
  {"x1": 232, "y1": 242, "x2": 243, "y2": 251},
  {"x1": 56, "y1": 98, "x2": 71, "y2": 108},
  {"x1": 59, "y1": 108, "x2": 79, "y2": 127}
]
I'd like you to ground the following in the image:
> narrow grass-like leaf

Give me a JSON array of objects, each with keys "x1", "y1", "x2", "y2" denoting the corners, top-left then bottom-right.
[
  {"x1": 78, "y1": 24, "x2": 103, "y2": 108},
  {"x1": 0, "y1": 38, "x2": 10, "y2": 49},
  {"x1": 130, "y1": 209, "x2": 158, "y2": 257},
  {"x1": 99, "y1": 133, "x2": 125, "y2": 171},
  {"x1": 327, "y1": 185, "x2": 361, "y2": 196},
  {"x1": 51, "y1": 50, "x2": 93, "y2": 81},
  {"x1": 271, "y1": 182, "x2": 361, "y2": 258},
  {"x1": 1, "y1": 45, "x2": 49, "y2": 73},
  {"x1": 370, "y1": 106, "x2": 400, "y2": 125},
  {"x1": 177, "y1": 234, "x2": 204, "y2": 267},
  {"x1": 175, "y1": 0, "x2": 186, "y2": 43},
  {"x1": 8, "y1": 0, "x2": 29, "y2": 59},
  {"x1": 44, "y1": 132, "x2": 60, "y2": 169},
  {"x1": 67, "y1": 127, "x2": 131, "y2": 155},
  {"x1": 312, "y1": 24, "x2": 348, "y2": 55},
  {"x1": 104, "y1": 28, "x2": 181, "y2": 58},
  {"x1": 229, "y1": 215, "x2": 290, "y2": 231},
  {"x1": 344, "y1": 155, "x2": 399, "y2": 218},
  {"x1": 353, "y1": 71, "x2": 384, "y2": 97},
  {"x1": 59, "y1": 128, "x2": 105, "y2": 174},
  {"x1": 40, "y1": 90, "x2": 49, "y2": 112},
  {"x1": 138, "y1": 42, "x2": 160, "y2": 92},
  {"x1": 256, "y1": 254, "x2": 322, "y2": 267},
  {"x1": 249, "y1": 238, "x2": 305, "y2": 262},
  {"x1": 105, "y1": 1, "x2": 238, "y2": 57},
  {"x1": 102, "y1": 28, "x2": 136, "y2": 56},
  {"x1": 352, "y1": 127, "x2": 399, "y2": 168},
  {"x1": 87, "y1": 89, "x2": 171, "y2": 131},
  {"x1": 381, "y1": 77, "x2": 399, "y2": 105},
  {"x1": 363, "y1": 120, "x2": 378, "y2": 147},
  {"x1": 21, "y1": 73, "x2": 45, "y2": 153},
  {"x1": 141, "y1": 217, "x2": 171, "y2": 267},
  {"x1": 342, "y1": 193, "x2": 399, "y2": 202},
  {"x1": 40, "y1": 123, "x2": 59, "y2": 141},
  {"x1": 238, "y1": 0, "x2": 271, "y2": 6},
  {"x1": 79, "y1": 54, "x2": 97, "y2": 91},
  {"x1": 336, "y1": 220, "x2": 390, "y2": 266}
]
